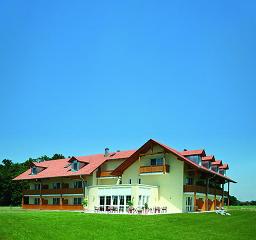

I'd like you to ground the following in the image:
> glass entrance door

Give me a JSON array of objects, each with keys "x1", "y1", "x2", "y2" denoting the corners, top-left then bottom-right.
[
  {"x1": 99, "y1": 195, "x2": 131, "y2": 212},
  {"x1": 185, "y1": 196, "x2": 193, "y2": 212}
]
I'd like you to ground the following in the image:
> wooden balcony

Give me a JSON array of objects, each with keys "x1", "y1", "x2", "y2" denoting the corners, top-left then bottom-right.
[
  {"x1": 23, "y1": 188, "x2": 83, "y2": 195},
  {"x1": 183, "y1": 185, "x2": 228, "y2": 196},
  {"x1": 97, "y1": 170, "x2": 116, "y2": 178},
  {"x1": 140, "y1": 164, "x2": 170, "y2": 174},
  {"x1": 22, "y1": 204, "x2": 83, "y2": 211}
]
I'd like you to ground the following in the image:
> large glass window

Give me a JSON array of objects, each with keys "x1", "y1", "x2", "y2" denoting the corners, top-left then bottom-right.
[
  {"x1": 100, "y1": 196, "x2": 105, "y2": 205},
  {"x1": 138, "y1": 195, "x2": 149, "y2": 208},
  {"x1": 126, "y1": 195, "x2": 131, "y2": 205},
  {"x1": 106, "y1": 196, "x2": 111, "y2": 205},
  {"x1": 119, "y1": 196, "x2": 124, "y2": 205},
  {"x1": 99, "y1": 195, "x2": 132, "y2": 212},
  {"x1": 151, "y1": 158, "x2": 163, "y2": 166},
  {"x1": 112, "y1": 196, "x2": 118, "y2": 205}
]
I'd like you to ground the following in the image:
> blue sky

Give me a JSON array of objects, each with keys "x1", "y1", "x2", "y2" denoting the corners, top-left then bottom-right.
[{"x1": 0, "y1": 1, "x2": 255, "y2": 201}]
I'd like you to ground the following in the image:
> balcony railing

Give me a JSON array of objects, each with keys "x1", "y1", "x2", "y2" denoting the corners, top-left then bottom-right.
[
  {"x1": 22, "y1": 204, "x2": 83, "y2": 210},
  {"x1": 140, "y1": 164, "x2": 170, "y2": 174},
  {"x1": 97, "y1": 170, "x2": 116, "y2": 178},
  {"x1": 23, "y1": 188, "x2": 83, "y2": 195},
  {"x1": 183, "y1": 185, "x2": 228, "y2": 196}
]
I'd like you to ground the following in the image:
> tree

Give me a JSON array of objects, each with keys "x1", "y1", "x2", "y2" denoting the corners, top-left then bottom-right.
[
  {"x1": 51, "y1": 154, "x2": 65, "y2": 160},
  {"x1": 0, "y1": 159, "x2": 28, "y2": 206},
  {"x1": 0, "y1": 153, "x2": 65, "y2": 206},
  {"x1": 229, "y1": 195, "x2": 240, "y2": 206}
]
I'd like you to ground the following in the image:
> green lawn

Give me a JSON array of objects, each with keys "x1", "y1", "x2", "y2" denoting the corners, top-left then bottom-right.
[{"x1": 0, "y1": 206, "x2": 255, "y2": 240}]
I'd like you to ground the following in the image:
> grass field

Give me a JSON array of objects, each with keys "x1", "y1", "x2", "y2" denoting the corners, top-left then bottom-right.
[{"x1": 0, "y1": 206, "x2": 255, "y2": 240}]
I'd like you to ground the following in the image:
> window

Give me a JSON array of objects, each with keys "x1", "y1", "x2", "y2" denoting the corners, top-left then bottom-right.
[
  {"x1": 138, "y1": 195, "x2": 149, "y2": 208},
  {"x1": 151, "y1": 158, "x2": 163, "y2": 166},
  {"x1": 72, "y1": 160, "x2": 79, "y2": 171},
  {"x1": 138, "y1": 178, "x2": 141, "y2": 184},
  {"x1": 53, "y1": 183, "x2": 61, "y2": 189},
  {"x1": 100, "y1": 196, "x2": 105, "y2": 205},
  {"x1": 99, "y1": 195, "x2": 131, "y2": 212},
  {"x1": 34, "y1": 184, "x2": 40, "y2": 190},
  {"x1": 186, "y1": 177, "x2": 193, "y2": 185},
  {"x1": 202, "y1": 161, "x2": 211, "y2": 169},
  {"x1": 119, "y1": 196, "x2": 124, "y2": 205},
  {"x1": 24, "y1": 197, "x2": 29, "y2": 205},
  {"x1": 53, "y1": 198, "x2": 60, "y2": 205},
  {"x1": 74, "y1": 181, "x2": 82, "y2": 188},
  {"x1": 74, "y1": 198, "x2": 82, "y2": 205},
  {"x1": 31, "y1": 167, "x2": 37, "y2": 175},
  {"x1": 34, "y1": 198, "x2": 40, "y2": 205},
  {"x1": 126, "y1": 195, "x2": 131, "y2": 205},
  {"x1": 112, "y1": 196, "x2": 118, "y2": 205},
  {"x1": 185, "y1": 197, "x2": 193, "y2": 212},
  {"x1": 129, "y1": 179, "x2": 132, "y2": 184},
  {"x1": 106, "y1": 196, "x2": 111, "y2": 205},
  {"x1": 187, "y1": 155, "x2": 201, "y2": 165}
]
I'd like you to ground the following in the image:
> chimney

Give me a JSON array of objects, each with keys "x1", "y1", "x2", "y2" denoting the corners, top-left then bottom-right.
[{"x1": 104, "y1": 148, "x2": 110, "y2": 157}]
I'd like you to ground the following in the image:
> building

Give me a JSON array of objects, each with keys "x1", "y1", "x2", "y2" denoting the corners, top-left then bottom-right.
[{"x1": 14, "y1": 139, "x2": 236, "y2": 213}]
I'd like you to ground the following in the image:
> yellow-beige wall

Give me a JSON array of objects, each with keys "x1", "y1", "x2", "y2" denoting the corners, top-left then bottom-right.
[{"x1": 121, "y1": 144, "x2": 184, "y2": 213}]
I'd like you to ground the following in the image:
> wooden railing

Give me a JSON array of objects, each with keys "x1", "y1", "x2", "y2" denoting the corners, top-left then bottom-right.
[
  {"x1": 183, "y1": 185, "x2": 228, "y2": 196},
  {"x1": 97, "y1": 170, "x2": 115, "y2": 178},
  {"x1": 140, "y1": 164, "x2": 170, "y2": 174},
  {"x1": 22, "y1": 204, "x2": 83, "y2": 210},
  {"x1": 23, "y1": 188, "x2": 83, "y2": 195}
]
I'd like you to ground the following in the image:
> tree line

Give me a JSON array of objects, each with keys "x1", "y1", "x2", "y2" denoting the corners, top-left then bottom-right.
[
  {"x1": 229, "y1": 195, "x2": 256, "y2": 206},
  {"x1": 0, "y1": 154, "x2": 65, "y2": 206}
]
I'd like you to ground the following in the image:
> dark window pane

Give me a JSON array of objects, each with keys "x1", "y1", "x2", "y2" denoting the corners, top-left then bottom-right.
[
  {"x1": 100, "y1": 196, "x2": 105, "y2": 205},
  {"x1": 156, "y1": 158, "x2": 163, "y2": 165},
  {"x1": 120, "y1": 196, "x2": 124, "y2": 205},
  {"x1": 106, "y1": 196, "x2": 111, "y2": 205},
  {"x1": 151, "y1": 159, "x2": 156, "y2": 165},
  {"x1": 113, "y1": 196, "x2": 118, "y2": 205},
  {"x1": 126, "y1": 196, "x2": 131, "y2": 204}
]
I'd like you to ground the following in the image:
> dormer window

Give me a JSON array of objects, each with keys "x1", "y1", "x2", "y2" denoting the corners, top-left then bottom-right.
[
  {"x1": 187, "y1": 155, "x2": 202, "y2": 165},
  {"x1": 202, "y1": 161, "x2": 211, "y2": 169},
  {"x1": 211, "y1": 166, "x2": 219, "y2": 172},
  {"x1": 31, "y1": 166, "x2": 37, "y2": 175},
  {"x1": 72, "y1": 160, "x2": 79, "y2": 172}
]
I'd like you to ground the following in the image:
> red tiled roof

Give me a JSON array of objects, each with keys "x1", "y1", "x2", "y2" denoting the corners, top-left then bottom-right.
[
  {"x1": 112, "y1": 139, "x2": 236, "y2": 183},
  {"x1": 14, "y1": 140, "x2": 235, "y2": 183},
  {"x1": 13, "y1": 150, "x2": 135, "y2": 181},
  {"x1": 180, "y1": 149, "x2": 206, "y2": 157},
  {"x1": 219, "y1": 164, "x2": 229, "y2": 170},
  {"x1": 211, "y1": 160, "x2": 223, "y2": 166},
  {"x1": 202, "y1": 155, "x2": 215, "y2": 162}
]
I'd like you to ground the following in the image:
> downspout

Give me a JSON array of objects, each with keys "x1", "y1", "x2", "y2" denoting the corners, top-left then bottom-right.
[{"x1": 79, "y1": 175, "x2": 86, "y2": 198}]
